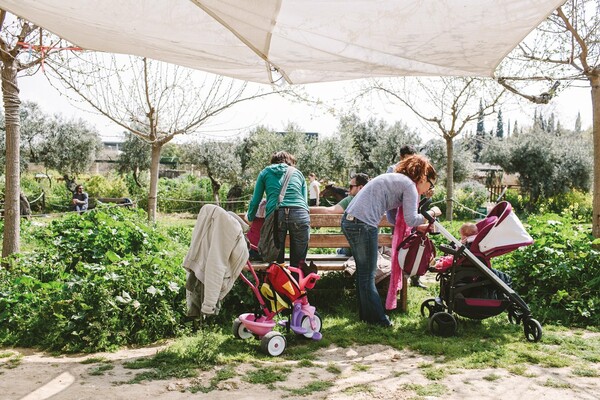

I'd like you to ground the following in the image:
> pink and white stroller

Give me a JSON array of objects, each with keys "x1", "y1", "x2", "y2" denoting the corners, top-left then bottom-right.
[{"x1": 419, "y1": 200, "x2": 543, "y2": 342}]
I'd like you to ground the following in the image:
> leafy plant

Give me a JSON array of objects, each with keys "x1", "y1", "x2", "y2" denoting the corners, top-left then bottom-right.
[
  {"x1": 494, "y1": 213, "x2": 600, "y2": 327},
  {"x1": 0, "y1": 207, "x2": 187, "y2": 352}
]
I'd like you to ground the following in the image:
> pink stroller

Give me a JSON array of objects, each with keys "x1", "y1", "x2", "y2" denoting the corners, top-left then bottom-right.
[
  {"x1": 419, "y1": 200, "x2": 543, "y2": 342},
  {"x1": 232, "y1": 261, "x2": 322, "y2": 356}
]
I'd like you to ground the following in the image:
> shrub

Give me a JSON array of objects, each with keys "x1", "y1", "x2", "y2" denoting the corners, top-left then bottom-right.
[
  {"x1": 0, "y1": 207, "x2": 187, "y2": 352},
  {"x1": 84, "y1": 174, "x2": 129, "y2": 200},
  {"x1": 539, "y1": 190, "x2": 592, "y2": 222},
  {"x1": 494, "y1": 213, "x2": 599, "y2": 327}
]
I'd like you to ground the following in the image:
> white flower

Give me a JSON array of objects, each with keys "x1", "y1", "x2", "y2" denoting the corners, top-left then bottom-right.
[{"x1": 167, "y1": 281, "x2": 180, "y2": 292}]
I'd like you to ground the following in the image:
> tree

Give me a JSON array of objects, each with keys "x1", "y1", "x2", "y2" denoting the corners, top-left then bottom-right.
[
  {"x1": 496, "y1": 0, "x2": 600, "y2": 237},
  {"x1": 482, "y1": 127, "x2": 592, "y2": 204},
  {"x1": 575, "y1": 111, "x2": 582, "y2": 133},
  {"x1": 338, "y1": 114, "x2": 387, "y2": 177},
  {"x1": 46, "y1": 54, "x2": 278, "y2": 222},
  {"x1": 182, "y1": 140, "x2": 241, "y2": 205},
  {"x1": 370, "y1": 120, "x2": 422, "y2": 174},
  {"x1": 496, "y1": 109, "x2": 504, "y2": 138},
  {"x1": 0, "y1": 11, "x2": 62, "y2": 258},
  {"x1": 36, "y1": 116, "x2": 101, "y2": 186},
  {"x1": 369, "y1": 77, "x2": 504, "y2": 220},
  {"x1": 117, "y1": 132, "x2": 151, "y2": 188},
  {"x1": 475, "y1": 99, "x2": 485, "y2": 160},
  {"x1": 423, "y1": 138, "x2": 474, "y2": 185}
]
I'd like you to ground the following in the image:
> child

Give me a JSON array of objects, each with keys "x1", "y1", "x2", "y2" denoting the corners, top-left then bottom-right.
[
  {"x1": 432, "y1": 221, "x2": 513, "y2": 290},
  {"x1": 433, "y1": 222, "x2": 478, "y2": 270},
  {"x1": 246, "y1": 199, "x2": 267, "y2": 261}
]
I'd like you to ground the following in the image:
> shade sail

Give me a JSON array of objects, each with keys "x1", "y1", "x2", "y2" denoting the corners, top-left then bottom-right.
[{"x1": 0, "y1": 0, "x2": 565, "y2": 84}]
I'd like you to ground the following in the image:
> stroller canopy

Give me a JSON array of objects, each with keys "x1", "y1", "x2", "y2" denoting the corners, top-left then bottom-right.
[{"x1": 473, "y1": 202, "x2": 533, "y2": 258}]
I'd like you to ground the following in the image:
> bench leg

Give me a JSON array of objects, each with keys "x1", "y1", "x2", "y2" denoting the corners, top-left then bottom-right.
[{"x1": 400, "y1": 274, "x2": 408, "y2": 312}]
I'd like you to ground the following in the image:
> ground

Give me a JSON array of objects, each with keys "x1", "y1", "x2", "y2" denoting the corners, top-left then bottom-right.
[{"x1": 2, "y1": 340, "x2": 598, "y2": 400}]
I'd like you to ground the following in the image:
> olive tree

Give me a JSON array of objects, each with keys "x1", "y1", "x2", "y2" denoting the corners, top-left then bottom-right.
[{"x1": 181, "y1": 140, "x2": 241, "y2": 205}]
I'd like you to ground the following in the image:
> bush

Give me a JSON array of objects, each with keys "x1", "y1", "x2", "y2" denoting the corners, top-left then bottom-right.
[
  {"x1": 0, "y1": 207, "x2": 188, "y2": 352},
  {"x1": 452, "y1": 181, "x2": 489, "y2": 219},
  {"x1": 85, "y1": 174, "x2": 129, "y2": 200},
  {"x1": 539, "y1": 190, "x2": 593, "y2": 222},
  {"x1": 494, "y1": 213, "x2": 599, "y2": 327}
]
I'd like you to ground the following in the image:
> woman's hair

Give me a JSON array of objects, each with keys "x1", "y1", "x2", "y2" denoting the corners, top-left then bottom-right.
[
  {"x1": 395, "y1": 154, "x2": 437, "y2": 183},
  {"x1": 270, "y1": 151, "x2": 296, "y2": 166}
]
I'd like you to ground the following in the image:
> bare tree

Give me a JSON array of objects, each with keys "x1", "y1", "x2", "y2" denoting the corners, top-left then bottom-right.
[
  {"x1": 0, "y1": 11, "x2": 62, "y2": 258},
  {"x1": 368, "y1": 77, "x2": 504, "y2": 220},
  {"x1": 46, "y1": 54, "x2": 279, "y2": 222},
  {"x1": 496, "y1": 0, "x2": 600, "y2": 237}
]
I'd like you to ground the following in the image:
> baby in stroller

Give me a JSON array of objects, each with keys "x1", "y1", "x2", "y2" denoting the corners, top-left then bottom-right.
[{"x1": 432, "y1": 221, "x2": 512, "y2": 290}]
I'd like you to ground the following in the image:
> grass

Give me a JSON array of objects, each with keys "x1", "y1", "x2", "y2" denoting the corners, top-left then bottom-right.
[
  {"x1": 0, "y1": 351, "x2": 22, "y2": 369},
  {"x1": 114, "y1": 283, "x2": 600, "y2": 392}
]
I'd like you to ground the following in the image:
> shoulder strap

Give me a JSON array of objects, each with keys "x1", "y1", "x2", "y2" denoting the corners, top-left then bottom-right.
[{"x1": 277, "y1": 166, "x2": 296, "y2": 206}]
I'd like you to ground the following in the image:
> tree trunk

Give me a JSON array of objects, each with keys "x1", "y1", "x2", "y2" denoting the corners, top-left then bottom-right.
[
  {"x1": 591, "y1": 73, "x2": 600, "y2": 239},
  {"x1": 1, "y1": 61, "x2": 21, "y2": 259},
  {"x1": 445, "y1": 136, "x2": 454, "y2": 221},
  {"x1": 147, "y1": 144, "x2": 162, "y2": 223},
  {"x1": 209, "y1": 176, "x2": 221, "y2": 206}
]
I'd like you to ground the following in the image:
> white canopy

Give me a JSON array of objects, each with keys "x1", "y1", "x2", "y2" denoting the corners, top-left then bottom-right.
[{"x1": 0, "y1": 0, "x2": 564, "y2": 84}]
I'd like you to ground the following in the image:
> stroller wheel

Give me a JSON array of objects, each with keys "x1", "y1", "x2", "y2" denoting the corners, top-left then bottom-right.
[
  {"x1": 232, "y1": 318, "x2": 254, "y2": 340},
  {"x1": 421, "y1": 298, "x2": 443, "y2": 318},
  {"x1": 508, "y1": 307, "x2": 523, "y2": 325},
  {"x1": 260, "y1": 331, "x2": 287, "y2": 356},
  {"x1": 523, "y1": 318, "x2": 543, "y2": 343},
  {"x1": 300, "y1": 312, "x2": 322, "y2": 339},
  {"x1": 428, "y1": 312, "x2": 457, "y2": 338}
]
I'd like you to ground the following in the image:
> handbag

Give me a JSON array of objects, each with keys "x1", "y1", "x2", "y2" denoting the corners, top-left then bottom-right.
[
  {"x1": 257, "y1": 166, "x2": 295, "y2": 262},
  {"x1": 397, "y1": 229, "x2": 436, "y2": 277}
]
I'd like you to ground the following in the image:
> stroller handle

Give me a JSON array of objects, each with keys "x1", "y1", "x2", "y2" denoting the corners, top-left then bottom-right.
[{"x1": 419, "y1": 197, "x2": 435, "y2": 223}]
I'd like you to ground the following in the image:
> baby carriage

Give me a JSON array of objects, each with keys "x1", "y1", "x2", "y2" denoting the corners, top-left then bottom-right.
[
  {"x1": 232, "y1": 260, "x2": 322, "y2": 356},
  {"x1": 418, "y1": 199, "x2": 543, "y2": 342}
]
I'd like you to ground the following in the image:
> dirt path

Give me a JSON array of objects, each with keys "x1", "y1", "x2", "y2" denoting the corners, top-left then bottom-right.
[{"x1": 2, "y1": 342, "x2": 598, "y2": 400}]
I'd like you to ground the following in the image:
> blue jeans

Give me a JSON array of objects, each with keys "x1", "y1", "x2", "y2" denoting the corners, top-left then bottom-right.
[
  {"x1": 341, "y1": 213, "x2": 390, "y2": 325},
  {"x1": 277, "y1": 207, "x2": 310, "y2": 267}
]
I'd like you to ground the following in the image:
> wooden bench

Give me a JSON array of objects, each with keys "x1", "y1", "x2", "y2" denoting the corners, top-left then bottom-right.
[{"x1": 241, "y1": 213, "x2": 408, "y2": 311}]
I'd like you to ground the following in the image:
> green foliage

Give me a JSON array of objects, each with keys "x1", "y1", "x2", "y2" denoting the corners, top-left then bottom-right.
[
  {"x1": 494, "y1": 213, "x2": 599, "y2": 327},
  {"x1": 84, "y1": 174, "x2": 129, "y2": 200},
  {"x1": 0, "y1": 207, "x2": 187, "y2": 352},
  {"x1": 181, "y1": 140, "x2": 242, "y2": 199},
  {"x1": 482, "y1": 129, "x2": 592, "y2": 203},
  {"x1": 452, "y1": 181, "x2": 489, "y2": 219},
  {"x1": 156, "y1": 174, "x2": 214, "y2": 214},
  {"x1": 117, "y1": 132, "x2": 152, "y2": 177},
  {"x1": 538, "y1": 190, "x2": 592, "y2": 221},
  {"x1": 423, "y1": 138, "x2": 474, "y2": 185},
  {"x1": 36, "y1": 116, "x2": 102, "y2": 179}
]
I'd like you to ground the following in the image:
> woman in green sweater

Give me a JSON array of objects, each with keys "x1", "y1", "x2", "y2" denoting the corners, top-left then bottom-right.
[{"x1": 247, "y1": 151, "x2": 309, "y2": 266}]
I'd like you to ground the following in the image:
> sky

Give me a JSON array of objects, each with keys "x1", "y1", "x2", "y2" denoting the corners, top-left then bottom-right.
[{"x1": 13, "y1": 70, "x2": 594, "y2": 144}]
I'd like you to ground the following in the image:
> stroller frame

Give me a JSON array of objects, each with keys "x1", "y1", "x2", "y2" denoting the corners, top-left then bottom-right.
[
  {"x1": 232, "y1": 260, "x2": 322, "y2": 356},
  {"x1": 418, "y1": 199, "x2": 542, "y2": 342}
]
